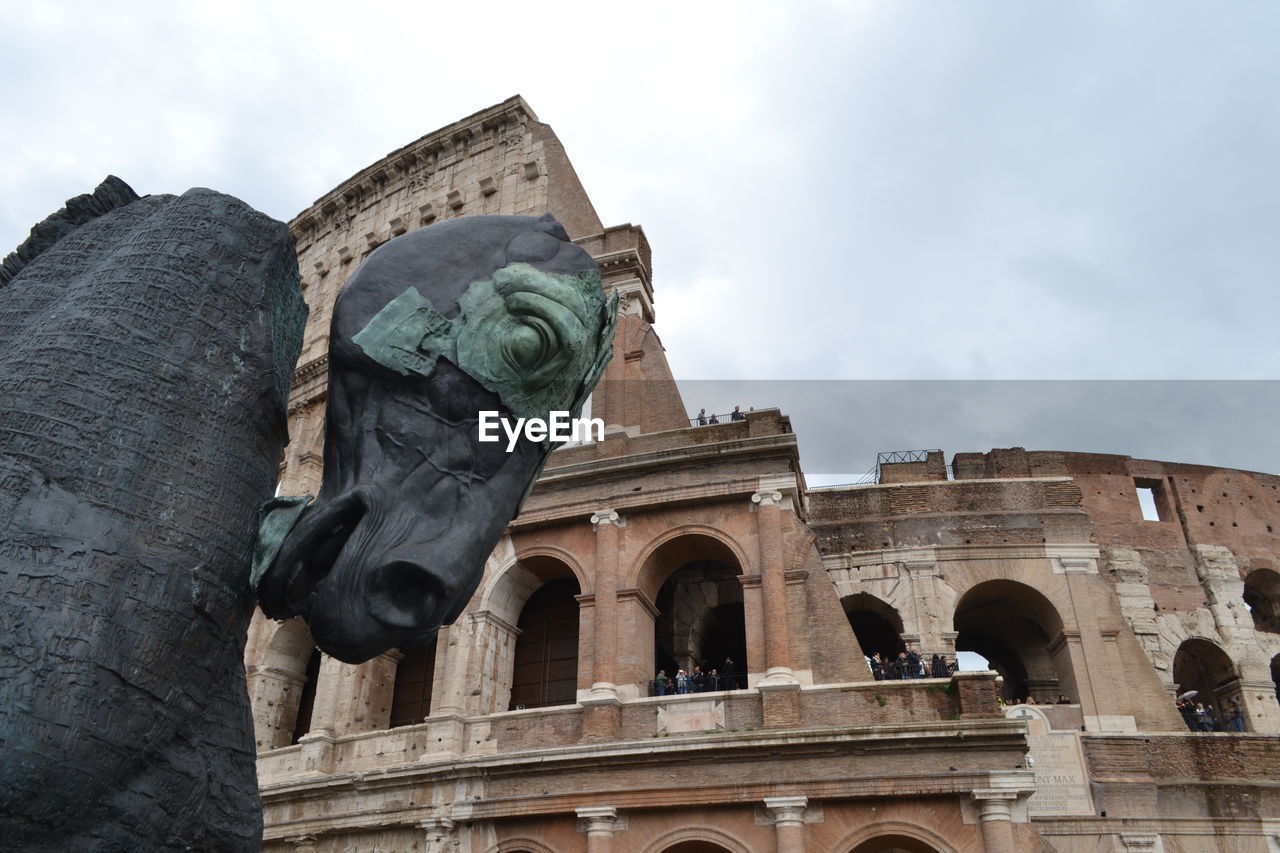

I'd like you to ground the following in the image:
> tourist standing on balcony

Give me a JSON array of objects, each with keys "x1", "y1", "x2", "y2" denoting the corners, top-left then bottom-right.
[
  {"x1": 1228, "y1": 701, "x2": 1245, "y2": 732},
  {"x1": 730, "y1": 406, "x2": 744, "y2": 421},
  {"x1": 721, "y1": 657, "x2": 738, "y2": 690},
  {"x1": 696, "y1": 408, "x2": 707, "y2": 426},
  {"x1": 655, "y1": 670, "x2": 670, "y2": 696},
  {"x1": 870, "y1": 653, "x2": 884, "y2": 681},
  {"x1": 676, "y1": 669, "x2": 690, "y2": 694}
]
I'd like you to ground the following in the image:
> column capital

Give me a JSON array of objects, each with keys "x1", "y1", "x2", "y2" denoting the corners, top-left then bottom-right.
[
  {"x1": 590, "y1": 509, "x2": 621, "y2": 528},
  {"x1": 970, "y1": 790, "x2": 1018, "y2": 822},
  {"x1": 418, "y1": 817, "x2": 455, "y2": 834},
  {"x1": 752, "y1": 490, "x2": 783, "y2": 508},
  {"x1": 287, "y1": 835, "x2": 319, "y2": 853},
  {"x1": 764, "y1": 795, "x2": 808, "y2": 825},
  {"x1": 576, "y1": 805, "x2": 620, "y2": 830}
]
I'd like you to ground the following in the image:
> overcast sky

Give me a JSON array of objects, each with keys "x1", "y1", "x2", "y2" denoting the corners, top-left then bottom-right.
[{"x1": 3, "y1": 2, "x2": 1277, "y2": 479}]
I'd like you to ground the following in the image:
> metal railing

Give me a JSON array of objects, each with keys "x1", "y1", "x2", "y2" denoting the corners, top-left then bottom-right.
[
  {"x1": 648, "y1": 672, "x2": 745, "y2": 697},
  {"x1": 688, "y1": 410, "x2": 748, "y2": 427},
  {"x1": 869, "y1": 652, "x2": 957, "y2": 680}
]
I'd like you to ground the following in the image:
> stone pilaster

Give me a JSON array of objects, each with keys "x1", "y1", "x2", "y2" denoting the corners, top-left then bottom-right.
[
  {"x1": 577, "y1": 806, "x2": 619, "y2": 853},
  {"x1": 246, "y1": 664, "x2": 307, "y2": 750},
  {"x1": 971, "y1": 791, "x2": 1018, "y2": 853},
  {"x1": 328, "y1": 650, "x2": 399, "y2": 737},
  {"x1": 752, "y1": 490, "x2": 796, "y2": 685},
  {"x1": 764, "y1": 796, "x2": 808, "y2": 853},
  {"x1": 420, "y1": 817, "x2": 457, "y2": 852},
  {"x1": 589, "y1": 510, "x2": 622, "y2": 698}
]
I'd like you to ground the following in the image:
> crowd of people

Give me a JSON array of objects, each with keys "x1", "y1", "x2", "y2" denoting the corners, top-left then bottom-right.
[
  {"x1": 1009, "y1": 695, "x2": 1074, "y2": 705},
  {"x1": 652, "y1": 658, "x2": 743, "y2": 695},
  {"x1": 1176, "y1": 697, "x2": 1245, "y2": 732},
  {"x1": 868, "y1": 651, "x2": 955, "y2": 680}
]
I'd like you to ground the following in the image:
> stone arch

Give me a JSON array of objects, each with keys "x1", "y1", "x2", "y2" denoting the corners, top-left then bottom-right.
[
  {"x1": 462, "y1": 550, "x2": 585, "y2": 715},
  {"x1": 836, "y1": 821, "x2": 959, "y2": 853},
  {"x1": 842, "y1": 591, "x2": 907, "y2": 661},
  {"x1": 642, "y1": 826, "x2": 753, "y2": 853},
  {"x1": 248, "y1": 616, "x2": 318, "y2": 750},
  {"x1": 1173, "y1": 637, "x2": 1241, "y2": 723},
  {"x1": 1244, "y1": 567, "x2": 1280, "y2": 634},
  {"x1": 632, "y1": 525, "x2": 754, "y2": 599},
  {"x1": 953, "y1": 579, "x2": 1072, "y2": 704},
  {"x1": 490, "y1": 839, "x2": 558, "y2": 853},
  {"x1": 478, "y1": 544, "x2": 587, "y2": 621},
  {"x1": 636, "y1": 531, "x2": 750, "y2": 693}
]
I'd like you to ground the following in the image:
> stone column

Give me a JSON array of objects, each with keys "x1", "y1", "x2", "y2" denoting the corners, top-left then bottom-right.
[
  {"x1": 328, "y1": 650, "x2": 400, "y2": 737},
  {"x1": 739, "y1": 574, "x2": 765, "y2": 687},
  {"x1": 577, "y1": 806, "x2": 619, "y2": 853},
  {"x1": 764, "y1": 796, "x2": 808, "y2": 853},
  {"x1": 419, "y1": 817, "x2": 456, "y2": 852},
  {"x1": 589, "y1": 510, "x2": 621, "y2": 698},
  {"x1": 971, "y1": 791, "x2": 1018, "y2": 853},
  {"x1": 246, "y1": 664, "x2": 307, "y2": 750},
  {"x1": 752, "y1": 490, "x2": 796, "y2": 685}
]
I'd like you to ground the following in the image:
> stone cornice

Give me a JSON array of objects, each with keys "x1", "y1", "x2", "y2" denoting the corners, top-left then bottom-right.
[
  {"x1": 514, "y1": 435, "x2": 798, "y2": 529},
  {"x1": 259, "y1": 718, "x2": 1027, "y2": 838},
  {"x1": 822, "y1": 543, "x2": 1102, "y2": 572}
]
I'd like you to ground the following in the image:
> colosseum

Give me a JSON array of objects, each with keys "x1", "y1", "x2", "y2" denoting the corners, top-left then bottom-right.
[{"x1": 246, "y1": 97, "x2": 1280, "y2": 853}]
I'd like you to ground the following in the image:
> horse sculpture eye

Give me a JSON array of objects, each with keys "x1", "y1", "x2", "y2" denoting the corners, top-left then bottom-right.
[{"x1": 504, "y1": 318, "x2": 555, "y2": 371}]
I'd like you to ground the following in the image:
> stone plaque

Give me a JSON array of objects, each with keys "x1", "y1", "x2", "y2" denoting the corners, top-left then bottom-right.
[
  {"x1": 657, "y1": 699, "x2": 725, "y2": 734},
  {"x1": 1006, "y1": 705, "x2": 1095, "y2": 816}
]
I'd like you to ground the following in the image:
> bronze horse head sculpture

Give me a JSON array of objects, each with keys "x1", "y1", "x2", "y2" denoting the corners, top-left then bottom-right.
[
  {"x1": 255, "y1": 212, "x2": 615, "y2": 663},
  {"x1": 0, "y1": 177, "x2": 614, "y2": 850}
]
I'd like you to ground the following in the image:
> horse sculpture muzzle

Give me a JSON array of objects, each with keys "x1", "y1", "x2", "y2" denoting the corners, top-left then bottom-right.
[{"x1": 256, "y1": 214, "x2": 615, "y2": 663}]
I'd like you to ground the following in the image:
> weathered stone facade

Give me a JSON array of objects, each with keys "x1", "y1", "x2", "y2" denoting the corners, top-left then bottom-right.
[{"x1": 245, "y1": 98, "x2": 1280, "y2": 852}]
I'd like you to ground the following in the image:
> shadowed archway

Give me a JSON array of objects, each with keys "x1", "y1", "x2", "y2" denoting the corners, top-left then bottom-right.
[
  {"x1": 1244, "y1": 568, "x2": 1280, "y2": 634},
  {"x1": 953, "y1": 579, "x2": 1071, "y2": 704},
  {"x1": 1173, "y1": 637, "x2": 1240, "y2": 721}
]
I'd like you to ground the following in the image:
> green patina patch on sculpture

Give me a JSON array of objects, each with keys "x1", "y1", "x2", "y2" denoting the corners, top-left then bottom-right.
[
  {"x1": 251, "y1": 494, "x2": 312, "y2": 589},
  {"x1": 352, "y1": 262, "x2": 614, "y2": 424}
]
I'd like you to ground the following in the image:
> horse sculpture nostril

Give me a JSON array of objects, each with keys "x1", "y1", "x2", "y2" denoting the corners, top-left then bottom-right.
[{"x1": 368, "y1": 561, "x2": 443, "y2": 631}]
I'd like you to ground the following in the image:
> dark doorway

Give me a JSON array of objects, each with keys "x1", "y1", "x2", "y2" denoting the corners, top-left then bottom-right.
[
  {"x1": 290, "y1": 648, "x2": 322, "y2": 744},
  {"x1": 509, "y1": 577, "x2": 580, "y2": 710},
  {"x1": 390, "y1": 636, "x2": 438, "y2": 727}
]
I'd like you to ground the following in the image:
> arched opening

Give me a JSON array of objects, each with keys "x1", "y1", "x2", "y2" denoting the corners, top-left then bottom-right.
[
  {"x1": 389, "y1": 635, "x2": 438, "y2": 727},
  {"x1": 842, "y1": 592, "x2": 906, "y2": 662},
  {"x1": 1243, "y1": 568, "x2": 1280, "y2": 634},
  {"x1": 1272, "y1": 654, "x2": 1280, "y2": 708},
  {"x1": 661, "y1": 843, "x2": 735, "y2": 853},
  {"x1": 850, "y1": 836, "x2": 942, "y2": 853},
  {"x1": 291, "y1": 647, "x2": 322, "y2": 744},
  {"x1": 647, "y1": 534, "x2": 747, "y2": 693},
  {"x1": 1173, "y1": 638, "x2": 1240, "y2": 728},
  {"x1": 509, "y1": 572, "x2": 581, "y2": 710},
  {"x1": 953, "y1": 580, "x2": 1070, "y2": 704}
]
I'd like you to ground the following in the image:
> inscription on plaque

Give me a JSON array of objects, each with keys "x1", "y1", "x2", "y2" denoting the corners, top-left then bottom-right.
[
  {"x1": 1006, "y1": 705, "x2": 1094, "y2": 816},
  {"x1": 657, "y1": 699, "x2": 725, "y2": 735}
]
